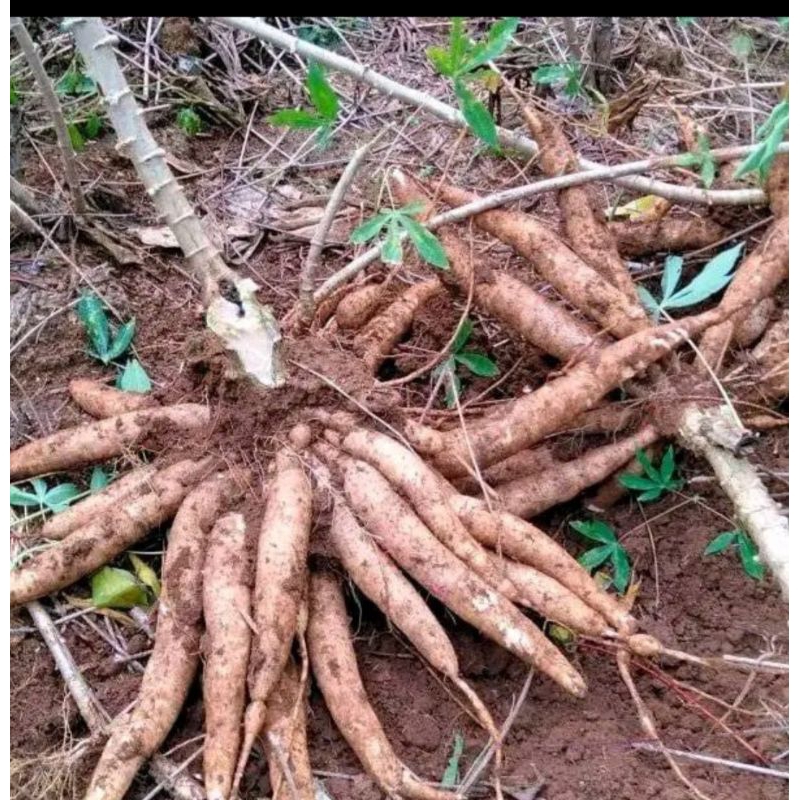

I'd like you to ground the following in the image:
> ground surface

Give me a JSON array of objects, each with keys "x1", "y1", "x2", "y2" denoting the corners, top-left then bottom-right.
[{"x1": 10, "y1": 16, "x2": 788, "y2": 800}]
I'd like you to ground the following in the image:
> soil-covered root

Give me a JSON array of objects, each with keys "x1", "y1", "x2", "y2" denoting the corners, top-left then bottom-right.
[
  {"x1": 84, "y1": 469, "x2": 244, "y2": 800},
  {"x1": 10, "y1": 458, "x2": 214, "y2": 607},
  {"x1": 342, "y1": 457, "x2": 587, "y2": 697},
  {"x1": 308, "y1": 569, "x2": 460, "y2": 800},
  {"x1": 338, "y1": 427, "x2": 509, "y2": 589},
  {"x1": 353, "y1": 279, "x2": 443, "y2": 374},
  {"x1": 10, "y1": 403, "x2": 211, "y2": 480},
  {"x1": 609, "y1": 216, "x2": 727, "y2": 258},
  {"x1": 449, "y1": 494, "x2": 637, "y2": 635},
  {"x1": 493, "y1": 423, "x2": 661, "y2": 518},
  {"x1": 264, "y1": 660, "x2": 314, "y2": 800},
  {"x1": 437, "y1": 228, "x2": 606, "y2": 361},
  {"x1": 483, "y1": 550, "x2": 613, "y2": 637},
  {"x1": 765, "y1": 153, "x2": 788, "y2": 219},
  {"x1": 335, "y1": 282, "x2": 387, "y2": 329},
  {"x1": 68, "y1": 378, "x2": 158, "y2": 418},
  {"x1": 749, "y1": 308, "x2": 788, "y2": 400},
  {"x1": 407, "y1": 309, "x2": 728, "y2": 476},
  {"x1": 733, "y1": 297, "x2": 775, "y2": 347},
  {"x1": 451, "y1": 445, "x2": 555, "y2": 494},
  {"x1": 236, "y1": 446, "x2": 312, "y2": 789},
  {"x1": 38, "y1": 463, "x2": 159, "y2": 540},
  {"x1": 410, "y1": 175, "x2": 649, "y2": 338},
  {"x1": 521, "y1": 107, "x2": 640, "y2": 303},
  {"x1": 329, "y1": 500, "x2": 498, "y2": 740},
  {"x1": 698, "y1": 215, "x2": 789, "y2": 372},
  {"x1": 202, "y1": 512, "x2": 252, "y2": 800}
]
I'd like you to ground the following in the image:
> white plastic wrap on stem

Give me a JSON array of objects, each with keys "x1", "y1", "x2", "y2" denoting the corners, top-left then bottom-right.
[
  {"x1": 678, "y1": 406, "x2": 789, "y2": 601},
  {"x1": 63, "y1": 17, "x2": 283, "y2": 387},
  {"x1": 216, "y1": 17, "x2": 770, "y2": 207}
]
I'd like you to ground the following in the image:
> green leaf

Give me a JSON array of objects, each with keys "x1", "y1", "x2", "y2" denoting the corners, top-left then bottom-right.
[
  {"x1": 397, "y1": 200, "x2": 428, "y2": 217},
  {"x1": 636, "y1": 487, "x2": 665, "y2": 503},
  {"x1": 578, "y1": 544, "x2": 614, "y2": 571},
  {"x1": 83, "y1": 110, "x2": 103, "y2": 139},
  {"x1": 699, "y1": 153, "x2": 716, "y2": 188},
  {"x1": 659, "y1": 446, "x2": 676, "y2": 483},
  {"x1": 454, "y1": 81, "x2": 498, "y2": 148},
  {"x1": 733, "y1": 146, "x2": 766, "y2": 181},
  {"x1": 618, "y1": 473, "x2": 658, "y2": 490},
  {"x1": 306, "y1": 62, "x2": 338, "y2": 121},
  {"x1": 67, "y1": 122, "x2": 85, "y2": 152},
  {"x1": 665, "y1": 243, "x2": 744, "y2": 309},
  {"x1": 10, "y1": 486, "x2": 41, "y2": 507},
  {"x1": 737, "y1": 533, "x2": 764, "y2": 580},
  {"x1": 570, "y1": 519, "x2": 617, "y2": 544},
  {"x1": 757, "y1": 115, "x2": 789, "y2": 181},
  {"x1": 462, "y1": 17, "x2": 519, "y2": 73},
  {"x1": 610, "y1": 545, "x2": 631, "y2": 593},
  {"x1": 427, "y1": 45, "x2": 456, "y2": 77},
  {"x1": 89, "y1": 467, "x2": 109, "y2": 494},
  {"x1": 76, "y1": 294, "x2": 111, "y2": 360},
  {"x1": 43, "y1": 483, "x2": 80, "y2": 513},
  {"x1": 661, "y1": 256, "x2": 683, "y2": 304},
  {"x1": 637, "y1": 286, "x2": 661, "y2": 317},
  {"x1": 30, "y1": 478, "x2": 48, "y2": 502},
  {"x1": 704, "y1": 530, "x2": 737, "y2": 555},
  {"x1": 106, "y1": 319, "x2": 136, "y2": 362},
  {"x1": 533, "y1": 63, "x2": 570, "y2": 85},
  {"x1": 129, "y1": 554, "x2": 161, "y2": 597},
  {"x1": 452, "y1": 319, "x2": 474, "y2": 353},
  {"x1": 778, "y1": 17, "x2": 789, "y2": 29},
  {"x1": 441, "y1": 732, "x2": 464, "y2": 787},
  {"x1": 674, "y1": 152, "x2": 700, "y2": 168},
  {"x1": 731, "y1": 33, "x2": 753, "y2": 61},
  {"x1": 10, "y1": 78, "x2": 18, "y2": 106},
  {"x1": 350, "y1": 213, "x2": 390, "y2": 244},
  {"x1": 448, "y1": 17, "x2": 469, "y2": 74},
  {"x1": 380, "y1": 223, "x2": 404, "y2": 265},
  {"x1": 176, "y1": 106, "x2": 203, "y2": 136},
  {"x1": 635, "y1": 448, "x2": 661, "y2": 482},
  {"x1": 91, "y1": 567, "x2": 149, "y2": 609},
  {"x1": 116, "y1": 359, "x2": 152, "y2": 393},
  {"x1": 266, "y1": 108, "x2": 324, "y2": 129},
  {"x1": 455, "y1": 351, "x2": 499, "y2": 377},
  {"x1": 676, "y1": 17, "x2": 696, "y2": 26},
  {"x1": 397, "y1": 216, "x2": 449, "y2": 269}
]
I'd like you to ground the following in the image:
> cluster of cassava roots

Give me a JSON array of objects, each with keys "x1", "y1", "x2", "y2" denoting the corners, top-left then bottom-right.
[{"x1": 10, "y1": 104, "x2": 788, "y2": 800}]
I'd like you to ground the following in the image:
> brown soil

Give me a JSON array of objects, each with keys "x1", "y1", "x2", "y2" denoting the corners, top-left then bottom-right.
[{"x1": 10, "y1": 17, "x2": 788, "y2": 800}]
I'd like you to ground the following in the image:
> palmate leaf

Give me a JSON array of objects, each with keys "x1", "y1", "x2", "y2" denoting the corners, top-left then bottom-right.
[
  {"x1": 106, "y1": 319, "x2": 136, "y2": 362},
  {"x1": 704, "y1": 530, "x2": 737, "y2": 555},
  {"x1": 306, "y1": 62, "x2": 338, "y2": 121},
  {"x1": 350, "y1": 213, "x2": 390, "y2": 244},
  {"x1": 636, "y1": 487, "x2": 665, "y2": 503},
  {"x1": 89, "y1": 466, "x2": 109, "y2": 494},
  {"x1": 659, "y1": 446, "x2": 676, "y2": 482},
  {"x1": 610, "y1": 545, "x2": 631, "y2": 592},
  {"x1": 266, "y1": 108, "x2": 325, "y2": 129},
  {"x1": 380, "y1": 222, "x2": 404, "y2": 265},
  {"x1": 77, "y1": 294, "x2": 110, "y2": 359},
  {"x1": 578, "y1": 544, "x2": 614, "y2": 571},
  {"x1": 454, "y1": 80, "x2": 498, "y2": 148},
  {"x1": 426, "y1": 45, "x2": 456, "y2": 77},
  {"x1": 441, "y1": 732, "x2": 465, "y2": 787},
  {"x1": 618, "y1": 473, "x2": 658, "y2": 491},
  {"x1": 664, "y1": 243, "x2": 743, "y2": 309},
  {"x1": 454, "y1": 351, "x2": 499, "y2": 377},
  {"x1": 570, "y1": 519, "x2": 617, "y2": 544},
  {"x1": 661, "y1": 256, "x2": 682, "y2": 302},
  {"x1": 637, "y1": 285, "x2": 661, "y2": 317},
  {"x1": 43, "y1": 483, "x2": 80, "y2": 512},
  {"x1": 91, "y1": 567, "x2": 149, "y2": 609},
  {"x1": 452, "y1": 319, "x2": 474, "y2": 353},
  {"x1": 117, "y1": 358, "x2": 152, "y2": 393},
  {"x1": 461, "y1": 17, "x2": 519, "y2": 73},
  {"x1": 635, "y1": 448, "x2": 661, "y2": 482},
  {"x1": 10, "y1": 486, "x2": 41, "y2": 507},
  {"x1": 737, "y1": 533, "x2": 764, "y2": 580},
  {"x1": 533, "y1": 63, "x2": 571, "y2": 85},
  {"x1": 397, "y1": 215, "x2": 449, "y2": 268},
  {"x1": 129, "y1": 554, "x2": 161, "y2": 597}
]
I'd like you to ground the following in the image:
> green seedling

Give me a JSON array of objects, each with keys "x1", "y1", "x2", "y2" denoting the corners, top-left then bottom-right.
[
  {"x1": 267, "y1": 61, "x2": 339, "y2": 149},
  {"x1": 11, "y1": 78, "x2": 19, "y2": 106},
  {"x1": 427, "y1": 17, "x2": 518, "y2": 149},
  {"x1": 350, "y1": 200, "x2": 449, "y2": 269},
  {"x1": 116, "y1": 358, "x2": 152, "y2": 393},
  {"x1": 570, "y1": 519, "x2": 631, "y2": 593},
  {"x1": 704, "y1": 529, "x2": 764, "y2": 580},
  {"x1": 91, "y1": 565, "x2": 151, "y2": 609},
  {"x1": 675, "y1": 132, "x2": 716, "y2": 188},
  {"x1": 637, "y1": 243, "x2": 744, "y2": 321},
  {"x1": 676, "y1": 17, "x2": 697, "y2": 27},
  {"x1": 619, "y1": 446, "x2": 683, "y2": 502},
  {"x1": 55, "y1": 60, "x2": 96, "y2": 97},
  {"x1": 66, "y1": 109, "x2": 104, "y2": 152},
  {"x1": 734, "y1": 98, "x2": 789, "y2": 183},
  {"x1": 533, "y1": 60, "x2": 584, "y2": 98},
  {"x1": 433, "y1": 318, "x2": 499, "y2": 408},
  {"x1": 76, "y1": 293, "x2": 136, "y2": 365},
  {"x1": 176, "y1": 106, "x2": 203, "y2": 136},
  {"x1": 89, "y1": 466, "x2": 110, "y2": 493},
  {"x1": 10, "y1": 478, "x2": 80, "y2": 514}
]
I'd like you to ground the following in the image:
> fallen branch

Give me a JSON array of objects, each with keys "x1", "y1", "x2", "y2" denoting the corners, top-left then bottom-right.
[{"x1": 216, "y1": 17, "x2": 775, "y2": 207}]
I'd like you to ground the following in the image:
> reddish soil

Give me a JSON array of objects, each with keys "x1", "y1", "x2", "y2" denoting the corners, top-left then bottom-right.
[{"x1": 10, "y1": 17, "x2": 788, "y2": 800}]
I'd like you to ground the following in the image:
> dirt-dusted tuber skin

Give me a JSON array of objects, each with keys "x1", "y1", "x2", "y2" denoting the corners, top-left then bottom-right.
[
  {"x1": 750, "y1": 308, "x2": 789, "y2": 401},
  {"x1": 84, "y1": 469, "x2": 243, "y2": 800},
  {"x1": 494, "y1": 423, "x2": 661, "y2": 518},
  {"x1": 69, "y1": 378, "x2": 158, "y2": 418},
  {"x1": 424, "y1": 178, "x2": 650, "y2": 339},
  {"x1": 343, "y1": 457, "x2": 587, "y2": 697},
  {"x1": 335, "y1": 282, "x2": 386, "y2": 329},
  {"x1": 406, "y1": 309, "x2": 730, "y2": 476},
  {"x1": 203, "y1": 512, "x2": 252, "y2": 800},
  {"x1": 39, "y1": 464, "x2": 159, "y2": 540},
  {"x1": 10, "y1": 403, "x2": 211, "y2": 480},
  {"x1": 10, "y1": 458, "x2": 214, "y2": 607},
  {"x1": 308, "y1": 570, "x2": 459, "y2": 800},
  {"x1": 449, "y1": 494, "x2": 637, "y2": 635},
  {"x1": 237, "y1": 446, "x2": 312, "y2": 786},
  {"x1": 610, "y1": 216, "x2": 727, "y2": 258},
  {"x1": 264, "y1": 660, "x2": 314, "y2": 800},
  {"x1": 353, "y1": 279, "x2": 442, "y2": 374}
]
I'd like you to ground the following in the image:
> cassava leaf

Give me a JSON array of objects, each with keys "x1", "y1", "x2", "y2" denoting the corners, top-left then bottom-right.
[
  {"x1": 398, "y1": 200, "x2": 429, "y2": 217},
  {"x1": 661, "y1": 255, "x2": 683, "y2": 302},
  {"x1": 106, "y1": 319, "x2": 136, "y2": 362},
  {"x1": 659, "y1": 446, "x2": 676, "y2": 482},
  {"x1": 637, "y1": 285, "x2": 661, "y2": 317},
  {"x1": 737, "y1": 533, "x2": 764, "y2": 580},
  {"x1": 578, "y1": 544, "x2": 614, "y2": 571},
  {"x1": 380, "y1": 222, "x2": 404, "y2": 265},
  {"x1": 462, "y1": 17, "x2": 519, "y2": 73},
  {"x1": 665, "y1": 243, "x2": 743, "y2": 308},
  {"x1": 67, "y1": 122, "x2": 85, "y2": 152},
  {"x1": 267, "y1": 108, "x2": 324, "y2": 129},
  {"x1": 441, "y1": 732, "x2": 464, "y2": 787},
  {"x1": 452, "y1": 319, "x2": 474, "y2": 353},
  {"x1": 617, "y1": 473, "x2": 658, "y2": 490},
  {"x1": 454, "y1": 80, "x2": 498, "y2": 148},
  {"x1": 129, "y1": 554, "x2": 161, "y2": 597},
  {"x1": 570, "y1": 519, "x2": 617, "y2": 544},
  {"x1": 43, "y1": 483, "x2": 80, "y2": 512},
  {"x1": 635, "y1": 448, "x2": 661, "y2": 482},
  {"x1": 117, "y1": 358, "x2": 152, "y2": 393},
  {"x1": 704, "y1": 530, "x2": 737, "y2": 555},
  {"x1": 10, "y1": 486, "x2": 41, "y2": 507},
  {"x1": 91, "y1": 567, "x2": 149, "y2": 609},
  {"x1": 306, "y1": 62, "x2": 338, "y2": 121},
  {"x1": 397, "y1": 216, "x2": 449, "y2": 268},
  {"x1": 77, "y1": 294, "x2": 110, "y2": 360},
  {"x1": 89, "y1": 466, "x2": 109, "y2": 494},
  {"x1": 350, "y1": 213, "x2": 390, "y2": 244},
  {"x1": 454, "y1": 351, "x2": 499, "y2": 377},
  {"x1": 83, "y1": 110, "x2": 103, "y2": 139},
  {"x1": 610, "y1": 545, "x2": 631, "y2": 592}
]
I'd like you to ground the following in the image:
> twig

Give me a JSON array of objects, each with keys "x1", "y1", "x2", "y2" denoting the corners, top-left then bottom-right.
[
  {"x1": 631, "y1": 743, "x2": 789, "y2": 780},
  {"x1": 299, "y1": 137, "x2": 377, "y2": 319},
  {"x1": 11, "y1": 17, "x2": 87, "y2": 215},
  {"x1": 216, "y1": 18, "x2": 774, "y2": 206}
]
